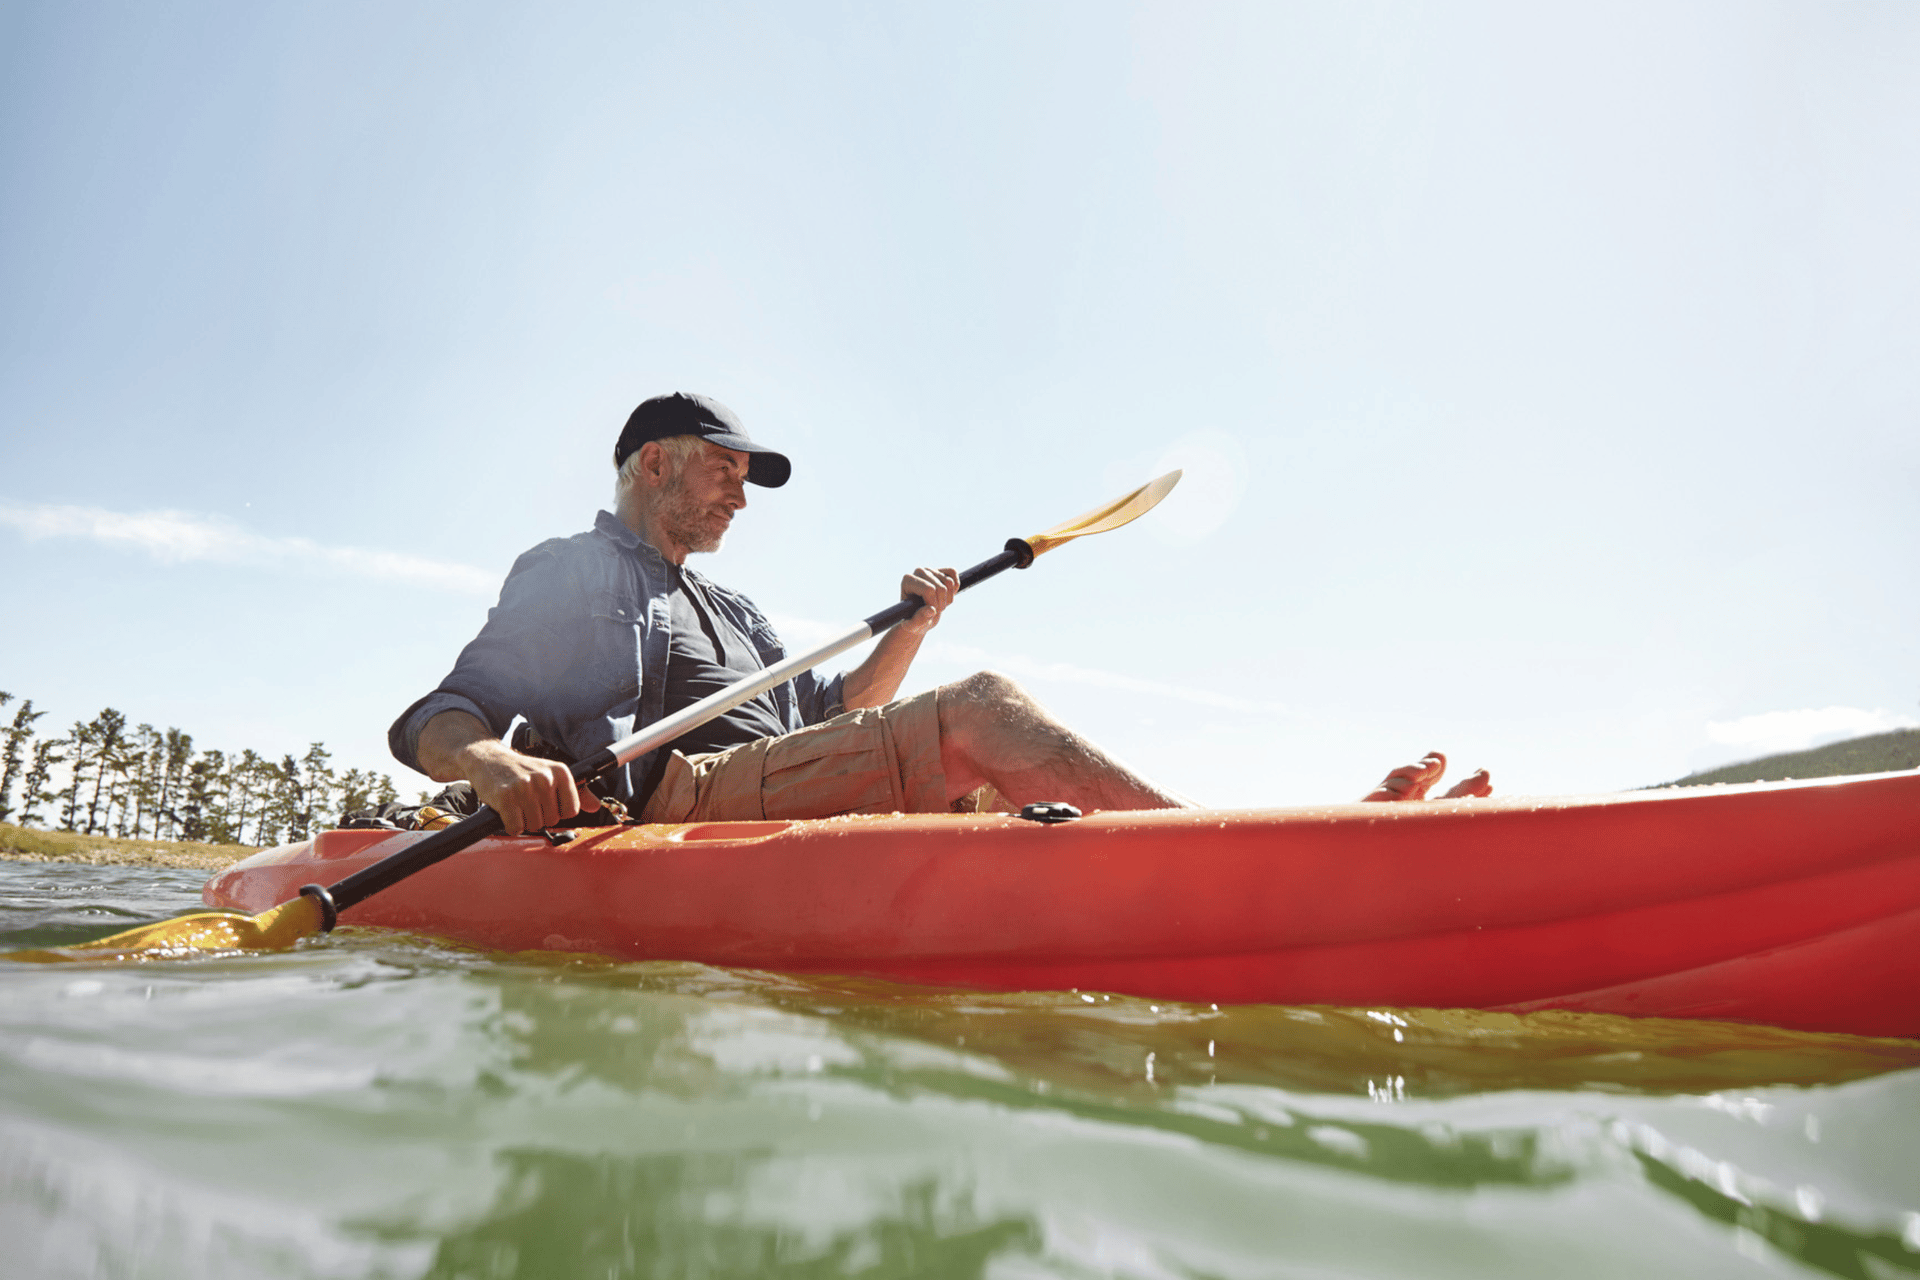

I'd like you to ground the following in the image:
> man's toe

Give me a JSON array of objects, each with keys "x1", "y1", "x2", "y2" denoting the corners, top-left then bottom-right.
[
  {"x1": 1440, "y1": 768, "x2": 1492, "y2": 799},
  {"x1": 1362, "y1": 752, "x2": 1447, "y2": 802}
]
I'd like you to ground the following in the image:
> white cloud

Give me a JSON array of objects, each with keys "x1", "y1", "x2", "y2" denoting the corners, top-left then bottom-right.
[
  {"x1": 1705, "y1": 706, "x2": 1919, "y2": 755},
  {"x1": 0, "y1": 503, "x2": 499, "y2": 596}
]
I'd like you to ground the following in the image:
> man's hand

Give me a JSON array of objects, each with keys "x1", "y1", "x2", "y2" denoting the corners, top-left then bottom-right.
[
  {"x1": 417, "y1": 710, "x2": 601, "y2": 835},
  {"x1": 461, "y1": 738, "x2": 601, "y2": 834},
  {"x1": 897, "y1": 567, "x2": 959, "y2": 636},
  {"x1": 843, "y1": 567, "x2": 960, "y2": 710}
]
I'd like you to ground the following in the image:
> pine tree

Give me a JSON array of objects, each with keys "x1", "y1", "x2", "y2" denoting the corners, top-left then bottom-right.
[
  {"x1": 82, "y1": 708, "x2": 128, "y2": 835},
  {"x1": 122, "y1": 724, "x2": 161, "y2": 838},
  {"x1": 289, "y1": 742, "x2": 334, "y2": 840},
  {"x1": 18, "y1": 737, "x2": 67, "y2": 828},
  {"x1": 222, "y1": 749, "x2": 262, "y2": 846},
  {"x1": 0, "y1": 697, "x2": 47, "y2": 823},
  {"x1": 180, "y1": 749, "x2": 227, "y2": 843},
  {"x1": 155, "y1": 728, "x2": 194, "y2": 840},
  {"x1": 263, "y1": 753, "x2": 302, "y2": 845},
  {"x1": 242, "y1": 751, "x2": 283, "y2": 846},
  {"x1": 60, "y1": 719, "x2": 96, "y2": 831},
  {"x1": 338, "y1": 767, "x2": 380, "y2": 821}
]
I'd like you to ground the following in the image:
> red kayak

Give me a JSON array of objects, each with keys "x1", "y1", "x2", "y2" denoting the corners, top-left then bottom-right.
[{"x1": 204, "y1": 770, "x2": 1920, "y2": 1038}]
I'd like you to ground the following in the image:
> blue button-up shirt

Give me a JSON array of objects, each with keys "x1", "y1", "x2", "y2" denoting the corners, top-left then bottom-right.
[{"x1": 388, "y1": 510, "x2": 845, "y2": 804}]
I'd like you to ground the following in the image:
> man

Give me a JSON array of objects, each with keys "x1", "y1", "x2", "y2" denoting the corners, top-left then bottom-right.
[
  {"x1": 390, "y1": 393, "x2": 1489, "y2": 833},
  {"x1": 389, "y1": 392, "x2": 1205, "y2": 835}
]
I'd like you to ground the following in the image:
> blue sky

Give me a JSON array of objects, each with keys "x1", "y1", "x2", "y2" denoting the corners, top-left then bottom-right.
[{"x1": 2, "y1": 1, "x2": 1915, "y2": 807}]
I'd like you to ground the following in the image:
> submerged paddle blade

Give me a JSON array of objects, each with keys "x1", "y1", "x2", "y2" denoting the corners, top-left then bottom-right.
[
  {"x1": 1024, "y1": 470, "x2": 1181, "y2": 558},
  {"x1": 3, "y1": 894, "x2": 326, "y2": 964}
]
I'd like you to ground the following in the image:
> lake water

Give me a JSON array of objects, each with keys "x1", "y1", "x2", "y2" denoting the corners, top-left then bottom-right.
[{"x1": 4, "y1": 859, "x2": 1919, "y2": 1279}]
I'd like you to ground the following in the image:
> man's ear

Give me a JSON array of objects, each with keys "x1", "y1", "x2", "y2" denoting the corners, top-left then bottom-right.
[{"x1": 637, "y1": 440, "x2": 670, "y2": 485}]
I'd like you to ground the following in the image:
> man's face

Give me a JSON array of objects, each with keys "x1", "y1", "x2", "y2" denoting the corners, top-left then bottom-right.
[{"x1": 658, "y1": 442, "x2": 750, "y2": 555}]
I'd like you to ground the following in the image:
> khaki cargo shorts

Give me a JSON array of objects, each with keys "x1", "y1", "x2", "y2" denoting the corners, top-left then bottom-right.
[{"x1": 639, "y1": 688, "x2": 949, "y2": 823}]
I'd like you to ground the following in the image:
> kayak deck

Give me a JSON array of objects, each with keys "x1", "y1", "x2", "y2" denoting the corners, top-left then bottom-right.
[{"x1": 204, "y1": 770, "x2": 1920, "y2": 1037}]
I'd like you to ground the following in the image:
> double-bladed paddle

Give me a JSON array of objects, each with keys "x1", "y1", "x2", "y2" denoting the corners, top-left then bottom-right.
[{"x1": 7, "y1": 470, "x2": 1182, "y2": 962}]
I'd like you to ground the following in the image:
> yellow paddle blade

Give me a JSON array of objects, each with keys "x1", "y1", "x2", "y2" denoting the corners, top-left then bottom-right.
[
  {"x1": 1024, "y1": 470, "x2": 1182, "y2": 558},
  {"x1": 3, "y1": 894, "x2": 326, "y2": 964}
]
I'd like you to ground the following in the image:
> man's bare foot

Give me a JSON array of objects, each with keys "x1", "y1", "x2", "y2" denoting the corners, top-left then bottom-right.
[
  {"x1": 1440, "y1": 768, "x2": 1493, "y2": 799},
  {"x1": 1361, "y1": 751, "x2": 1492, "y2": 802}
]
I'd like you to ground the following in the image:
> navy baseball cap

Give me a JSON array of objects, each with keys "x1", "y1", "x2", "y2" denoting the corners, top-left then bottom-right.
[{"x1": 613, "y1": 392, "x2": 791, "y2": 488}]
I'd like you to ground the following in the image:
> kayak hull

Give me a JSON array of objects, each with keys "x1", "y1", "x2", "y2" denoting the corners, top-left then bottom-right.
[{"x1": 203, "y1": 771, "x2": 1920, "y2": 1037}]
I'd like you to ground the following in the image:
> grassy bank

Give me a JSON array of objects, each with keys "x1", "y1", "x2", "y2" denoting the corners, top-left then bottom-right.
[
  {"x1": 0, "y1": 822, "x2": 258, "y2": 870},
  {"x1": 1660, "y1": 727, "x2": 1920, "y2": 788}
]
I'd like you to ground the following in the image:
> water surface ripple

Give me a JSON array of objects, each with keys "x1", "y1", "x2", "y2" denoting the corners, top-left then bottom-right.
[{"x1": 4, "y1": 860, "x2": 1919, "y2": 1279}]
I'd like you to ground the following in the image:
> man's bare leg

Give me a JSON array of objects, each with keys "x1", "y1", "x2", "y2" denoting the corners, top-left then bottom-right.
[
  {"x1": 936, "y1": 671, "x2": 1195, "y2": 812},
  {"x1": 1362, "y1": 750, "x2": 1492, "y2": 802}
]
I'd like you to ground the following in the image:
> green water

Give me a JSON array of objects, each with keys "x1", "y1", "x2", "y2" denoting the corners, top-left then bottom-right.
[{"x1": 4, "y1": 862, "x2": 1919, "y2": 1279}]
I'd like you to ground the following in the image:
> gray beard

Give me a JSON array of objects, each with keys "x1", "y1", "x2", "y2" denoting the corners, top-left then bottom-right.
[{"x1": 658, "y1": 475, "x2": 727, "y2": 555}]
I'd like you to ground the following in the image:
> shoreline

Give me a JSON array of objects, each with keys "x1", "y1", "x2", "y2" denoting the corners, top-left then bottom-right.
[{"x1": 0, "y1": 823, "x2": 258, "y2": 871}]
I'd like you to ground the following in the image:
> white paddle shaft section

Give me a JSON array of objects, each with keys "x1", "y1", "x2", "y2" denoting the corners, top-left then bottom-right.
[{"x1": 605, "y1": 621, "x2": 876, "y2": 768}]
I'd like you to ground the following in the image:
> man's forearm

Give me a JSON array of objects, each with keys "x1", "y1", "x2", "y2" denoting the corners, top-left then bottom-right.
[
  {"x1": 842, "y1": 626, "x2": 926, "y2": 710},
  {"x1": 841, "y1": 568, "x2": 959, "y2": 711},
  {"x1": 414, "y1": 708, "x2": 598, "y2": 833},
  {"x1": 415, "y1": 710, "x2": 500, "y2": 782}
]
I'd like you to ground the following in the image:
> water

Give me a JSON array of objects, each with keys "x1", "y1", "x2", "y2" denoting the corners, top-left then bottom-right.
[{"x1": 4, "y1": 861, "x2": 1920, "y2": 1279}]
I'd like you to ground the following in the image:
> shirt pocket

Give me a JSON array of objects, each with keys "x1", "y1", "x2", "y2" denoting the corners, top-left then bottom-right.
[
  {"x1": 586, "y1": 590, "x2": 645, "y2": 704},
  {"x1": 589, "y1": 590, "x2": 641, "y2": 628}
]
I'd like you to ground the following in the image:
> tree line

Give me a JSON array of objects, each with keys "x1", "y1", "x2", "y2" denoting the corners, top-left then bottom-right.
[{"x1": 0, "y1": 689, "x2": 401, "y2": 848}]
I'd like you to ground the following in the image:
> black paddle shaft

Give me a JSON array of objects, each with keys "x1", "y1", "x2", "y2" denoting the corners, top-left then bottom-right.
[
  {"x1": 859, "y1": 538, "x2": 1034, "y2": 633},
  {"x1": 301, "y1": 538, "x2": 1037, "y2": 925}
]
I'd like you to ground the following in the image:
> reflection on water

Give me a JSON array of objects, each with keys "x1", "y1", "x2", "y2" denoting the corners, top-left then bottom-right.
[{"x1": 4, "y1": 860, "x2": 1920, "y2": 1279}]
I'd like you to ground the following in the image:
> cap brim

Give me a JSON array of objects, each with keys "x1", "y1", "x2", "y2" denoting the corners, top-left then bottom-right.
[{"x1": 703, "y1": 431, "x2": 791, "y2": 487}]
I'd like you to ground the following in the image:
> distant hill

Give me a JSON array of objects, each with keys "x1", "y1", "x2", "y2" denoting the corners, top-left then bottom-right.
[{"x1": 1659, "y1": 727, "x2": 1920, "y2": 788}]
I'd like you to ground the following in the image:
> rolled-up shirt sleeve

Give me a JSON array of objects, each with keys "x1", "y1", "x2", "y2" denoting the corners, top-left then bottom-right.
[
  {"x1": 793, "y1": 669, "x2": 846, "y2": 726},
  {"x1": 388, "y1": 542, "x2": 589, "y2": 773}
]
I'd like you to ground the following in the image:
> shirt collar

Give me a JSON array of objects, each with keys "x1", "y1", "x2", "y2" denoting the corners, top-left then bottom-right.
[{"x1": 593, "y1": 509, "x2": 669, "y2": 569}]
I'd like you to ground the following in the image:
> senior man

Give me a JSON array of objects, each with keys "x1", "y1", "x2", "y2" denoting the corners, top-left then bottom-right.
[
  {"x1": 391, "y1": 393, "x2": 1489, "y2": 833},
  {"x1": 389, "y1": 392, "x2": 1205, "y2": 834}
]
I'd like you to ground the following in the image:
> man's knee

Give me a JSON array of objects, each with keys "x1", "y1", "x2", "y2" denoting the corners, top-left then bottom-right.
[
  {"x1": 944, "y1": 669, "x2": 1023, "y2": 705},
  {"x1": 938, "y1": 669, "x2": 1077, "y2": 773},
  {"x1": 938, "y1": 670, "x2": 1031, "y2": 733}
]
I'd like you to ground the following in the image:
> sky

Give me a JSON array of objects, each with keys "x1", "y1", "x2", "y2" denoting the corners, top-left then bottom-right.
[{"x1": 1, "y1": 0, "x2": 1916, "y2": 809}]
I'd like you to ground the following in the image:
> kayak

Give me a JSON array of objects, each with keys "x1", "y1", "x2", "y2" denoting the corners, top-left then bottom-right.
[{"x1": 203, "y1": 769, "x2": 1920, "y2": 1038}]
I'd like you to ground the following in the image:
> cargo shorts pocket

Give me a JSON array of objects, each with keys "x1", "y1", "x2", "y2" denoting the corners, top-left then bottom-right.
[
  {"x1": 641, "y1": 692, "x2": 947, "y2": 823},
  {"x1": 753, "y1": 712, "x2": 907, "y2": 819},
  {"x1": 758, "y1": 692, "x2": 946, "y2": 818}
]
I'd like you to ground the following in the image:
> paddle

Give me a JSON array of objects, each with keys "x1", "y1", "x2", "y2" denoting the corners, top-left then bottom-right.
[{"x1": 7, "y1": 470, "x2": 1182, "y2": 963}]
